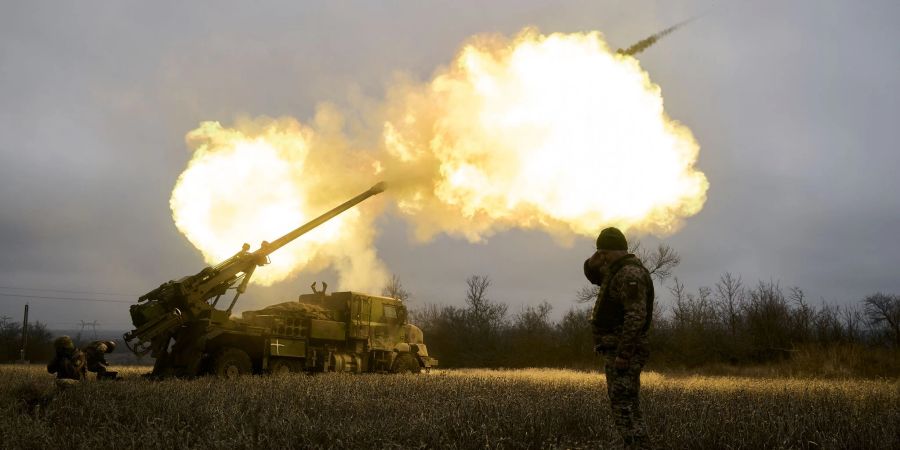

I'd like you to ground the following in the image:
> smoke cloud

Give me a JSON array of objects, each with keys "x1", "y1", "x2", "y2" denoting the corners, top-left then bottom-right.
[{"x1": 169, "y1": 28, "x2": 709, "y2": 290}]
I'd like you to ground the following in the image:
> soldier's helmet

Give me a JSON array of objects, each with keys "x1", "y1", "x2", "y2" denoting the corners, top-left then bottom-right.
[
  {"x1": 54, "y1": 336, "x2": 75, "y2": 351},
  {"x1": 596, "y1": 227, "x2": 628, "y2": 251},
  {"x1": 104, "y1": 340, "x2": 117, "y2": 353}
]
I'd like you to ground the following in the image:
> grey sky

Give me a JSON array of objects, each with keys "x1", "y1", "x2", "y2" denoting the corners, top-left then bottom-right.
[{"x1": 1, "y1": 0, "x2": 898, "y2": 330}]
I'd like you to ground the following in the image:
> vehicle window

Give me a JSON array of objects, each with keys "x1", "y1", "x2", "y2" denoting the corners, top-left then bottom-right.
[{"x1": 383, "y1": 304, "x2": 398, "y2": 321}]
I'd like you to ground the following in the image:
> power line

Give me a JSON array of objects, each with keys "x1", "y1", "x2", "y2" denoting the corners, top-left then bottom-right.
[
  {"x1": 0, "y1": 285, "x2": 139, "y2": 297},
  {"x1": 0, "y1": 293, "x2": 134, "y2": 304},
  {"x1": 44, "y1": 321, "x2": 133, "y2": 328}
]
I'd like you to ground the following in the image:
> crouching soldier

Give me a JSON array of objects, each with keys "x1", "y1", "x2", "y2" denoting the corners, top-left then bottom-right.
[
  {"x1": 47, "y1": 336, "x2": 87, "y2": 384},
  {"x1": 83, "y1": 340, "x2": 119, "y2": 380}
]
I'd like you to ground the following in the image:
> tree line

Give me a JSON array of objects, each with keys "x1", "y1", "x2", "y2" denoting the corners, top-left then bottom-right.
[
  {"x1": 398, "y1": 244, "x2": 900, "y2": 376},
  {"x1": 0, "y1": 316, "x2": 53, "y2": 362},
  {"x1": 4, "y1": 245, "x2": 897, "y2": 375}
]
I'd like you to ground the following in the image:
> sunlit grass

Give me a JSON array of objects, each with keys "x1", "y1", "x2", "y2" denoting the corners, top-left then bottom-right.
[
  {"x1": 1, "y1": 365, "x2": 897, "y2": 449},
  {"x1": 444, "y1": 367, "x2": 897, "y2": 394}
]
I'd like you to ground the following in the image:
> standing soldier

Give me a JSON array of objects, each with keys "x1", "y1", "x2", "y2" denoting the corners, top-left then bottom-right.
[
  {"x1": 584, "y1": 227, "x2": 654, "y2": 450},
  {"x1": 47, "y1": 336, "x2": 87, "y2": 383},
  {"x1": 83, "y1": 340, "x2": 118, "y2": 380}
]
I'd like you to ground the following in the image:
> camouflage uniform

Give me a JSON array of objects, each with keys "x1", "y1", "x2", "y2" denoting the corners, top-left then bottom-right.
[
  {"x1": 83, "y1": 340, "x2": 116, "y2": 379},
  {"x1": 586, "y1": 252, "x2": 654, "y2": 449},
  {"x1": 47, "y1": 336, "x2": 87, "y2": 381}
]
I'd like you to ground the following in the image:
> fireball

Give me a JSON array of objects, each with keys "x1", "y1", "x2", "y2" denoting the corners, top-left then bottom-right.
[{"x1": 169, "y1": 28, "x2": 708, "y2": 288}]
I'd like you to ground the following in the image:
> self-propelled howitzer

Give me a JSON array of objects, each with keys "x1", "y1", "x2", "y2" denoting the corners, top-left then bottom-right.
[{"x1": 123, "y1": 182, "x2": 385, "y2": 376}]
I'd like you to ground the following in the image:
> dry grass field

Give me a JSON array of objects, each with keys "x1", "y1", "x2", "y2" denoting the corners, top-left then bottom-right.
[{"x1": 1, "y1": 365, "x2": 897, "y2": 449}]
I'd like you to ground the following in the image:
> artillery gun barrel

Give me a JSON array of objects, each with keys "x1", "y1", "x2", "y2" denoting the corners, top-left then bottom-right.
[{"x1": 258, "y1": 182, "x2": 386, "y2": 256}]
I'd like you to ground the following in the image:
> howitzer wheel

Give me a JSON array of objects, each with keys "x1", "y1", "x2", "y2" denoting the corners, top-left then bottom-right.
[
  {"x1": 391, "y1": 352, "x2": 421, "y2": 374},
  {"x1": 268, "y1": 358, "x2": 301, "y2": 376},
  {"x1": 211, "y1": 348, "x2": 252, "y2": 378}
]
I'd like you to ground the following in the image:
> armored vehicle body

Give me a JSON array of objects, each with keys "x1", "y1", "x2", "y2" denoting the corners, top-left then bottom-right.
[{"x1": 212, "y1": 285, "x2": 436, "y2": 376}]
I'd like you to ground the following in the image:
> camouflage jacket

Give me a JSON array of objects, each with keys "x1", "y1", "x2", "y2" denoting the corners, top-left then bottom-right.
[
  {"x1": 587, "y1": 255, "x2": 653, "y2": 359},
  {"x1": 47, "y1": 350, "x2": 87, "y2": 380},
  {"x1": 83, "y1": 341, "x2": 109, "y2": 367}
]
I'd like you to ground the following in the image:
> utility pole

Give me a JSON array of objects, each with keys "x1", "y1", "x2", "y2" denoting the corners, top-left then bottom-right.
[
  {"x1": 78, "y1": 320, "x2": 99, "y2": 343},
  {"x1": 19, "y1": 304, "x2": 29, "y2": 363},
  {"x1": 77, "y1": 320, "x2": 87, "y2": 345}
]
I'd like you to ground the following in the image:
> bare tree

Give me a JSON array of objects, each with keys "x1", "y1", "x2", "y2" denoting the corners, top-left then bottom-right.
[
  {"x1": 632, "y1": 241, "x2": 681, "y2": 283},
  {"x1": 669, "y1": 277, "x2": 687, "y2": 304},
  {"x1": 811, "y1": 302, "x2": 846, "y2": 344},
  {"x1": 698, "y1": 286, "x2": 712, "y2": 304},
  {"x1": 381, "y1": 274, "x2": 411, "y2": 302},
  {"x1": 513, "y1": 301, "x2": 553, "y2": 333},
  {"x1": 789, "y1": 287, "x2": 812, "y2": 342},
  {"x1": 863, "y1": 293, "x2": 900, "y2": 347},
  {"x1": 464, "y1": 275, "x2": 506, "y2": 330},
  {"x1": 669, "y1": 277, "x2": 688, "y2": 325},
  {"x1": 575, "y1": 285, "x2": 600, "y2": 304},
  {"x1": 714, "y1": 272, "x2": 744, "y2": 337},
  {"x1": 744, "y1": 281, "x2": 794, "y2": 357},
  {"x1": 466, "y1": 275, "x2": 492, "y2": 315},
  {"x1": 841, "y1": 305, "x2": 864, "y2": 343}
]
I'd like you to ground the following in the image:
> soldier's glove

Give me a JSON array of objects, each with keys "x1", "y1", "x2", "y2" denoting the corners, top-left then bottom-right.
[{"x1": 584, "y1": 256, "x2": 605, "y2": 286}]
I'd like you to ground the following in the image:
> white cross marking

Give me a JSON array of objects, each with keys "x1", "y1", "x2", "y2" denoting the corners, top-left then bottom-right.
[{"x1": 271, "y1": 339, "x2": 285, "y2": 355}]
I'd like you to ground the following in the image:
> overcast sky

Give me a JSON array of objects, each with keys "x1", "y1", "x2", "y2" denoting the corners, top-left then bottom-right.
[{"x1": 1, "y1": 0, "x2": 898, "y2": 331}]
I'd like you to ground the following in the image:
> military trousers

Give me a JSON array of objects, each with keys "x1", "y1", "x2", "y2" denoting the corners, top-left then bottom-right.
[{"x1": 603, "y1": 347, "x2": 650, "y2": 445}]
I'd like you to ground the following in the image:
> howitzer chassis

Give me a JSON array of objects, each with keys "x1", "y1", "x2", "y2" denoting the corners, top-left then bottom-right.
[{"x1": 122, "y1": 182, "x2": 437, "y2": 377}]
